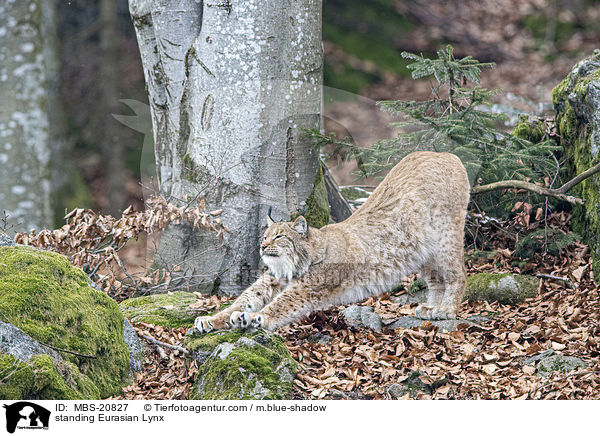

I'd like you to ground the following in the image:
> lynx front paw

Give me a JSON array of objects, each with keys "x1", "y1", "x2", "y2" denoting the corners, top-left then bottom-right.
[
  {"x1": 431, "y1": 306, "x2": 457, "y2": 320},
  {"x1": 229, "y1": 311, "x2": 251, "y2": 329},
  {"x1": 414, "y1": 304, "x2": 434, "y2": 320},
  {"x1": 229, "y1": 311, "x2": 270, "y2": 330},
  {"x1": 194, "y1": 316, "x2": 215, "y2": 333}
]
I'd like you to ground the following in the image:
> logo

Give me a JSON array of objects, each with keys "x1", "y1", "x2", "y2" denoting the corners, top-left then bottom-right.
[{"x1": 2, "y1": 402, "x2": 50, "y2": 433}]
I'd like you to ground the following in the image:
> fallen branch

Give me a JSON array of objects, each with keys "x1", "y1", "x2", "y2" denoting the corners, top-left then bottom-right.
[
  {"x1": 40, "y1": 343, "x2": 96, "y2": 359},
  {"x1": 471, "y1": 162, "x2": 600, "y2": 205},
  {"x1": 140, "y1": 334, "x2": 189, "y2": 355},
  {"x1": 535, "y1": 273, "x2": 574, "y2": 288}
]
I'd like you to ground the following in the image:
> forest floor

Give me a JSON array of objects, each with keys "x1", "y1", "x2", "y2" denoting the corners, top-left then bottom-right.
[{"x1": 117, "y1": 209, "x2": 600, "y2": 400}]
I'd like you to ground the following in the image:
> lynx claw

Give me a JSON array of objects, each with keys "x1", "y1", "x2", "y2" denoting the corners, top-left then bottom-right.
[
  {"x1": 229, "y1": 311, "x2": 250, "y2": 329},
  {"x1": 229, "y1": 311, "x2": 268, "y2": 330},
  {"x1": 250, "y1": 314, "x2": 264, "y2": 328},
  {"x1": 194, "y1": 316, "x2": 214, "y2": 333}
]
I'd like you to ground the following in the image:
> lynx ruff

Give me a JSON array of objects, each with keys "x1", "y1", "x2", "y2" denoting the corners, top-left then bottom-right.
[{"x1": 194, "y1": 151, "x2": 470, "y2": 332}]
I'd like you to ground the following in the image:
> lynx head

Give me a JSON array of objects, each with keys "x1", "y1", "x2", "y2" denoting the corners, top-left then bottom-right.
[{"x1": 260, "y1": 214, "x2": 310, "y2": 281}]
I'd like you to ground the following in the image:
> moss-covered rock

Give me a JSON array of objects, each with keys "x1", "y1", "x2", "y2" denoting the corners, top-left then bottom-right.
[
  {"x1": 466, "y1": 273, "x2": 538, "y2": 305},
  {"x1": 0, "y1": 353, "x2": 100, "y2": 400},
  {"x1": 185, "y1": 330, "x2": 297, "y2": 400},
  {"x1": 0, "y1": 246, "x2": 130, "y2": 398},
  {"x1": 553, "y1": 51, "x2": 600, "y2": 277},
  {"x1": 536, "y1": 354, "x2": 588, "y2": 378},
  {"x1": 119, "y1": 291, "x2": 207, "y2": 329}
]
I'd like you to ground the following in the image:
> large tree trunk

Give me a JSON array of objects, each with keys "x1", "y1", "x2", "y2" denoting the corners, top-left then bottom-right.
[
  {"x1": 0, "y1": 0, "x2": 58, "y2": 233},
  {"x1": 129, "y1": 0, "x2": 324, "y2": 295}
]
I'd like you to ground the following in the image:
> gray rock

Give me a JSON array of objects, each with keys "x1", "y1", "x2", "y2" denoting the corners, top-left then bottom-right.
[
  {"x1": 122, "y1": 319, "x2": 144, "y2": 376},
  {"x1": 307, "y1": 332, "x2": 332, "y2": 345},
  {"x1": 328, "y1": 388, "x2": 349, "y2": 400},
  {"x1": 0, "y1": 320, "x2": 61, "y2": 362},
  {"x1": 388, "y1": 370, "x2": 436, "y2": 399},
  {"x1": 387, "y1": 315, "x2": 488, "y2": 332},
  {"x1": 187, "y1": 330, "x2": 296, "y2": 400},
  {"x1": 276, "y1": 362, "x2": 295, "y2": 383},
  {"x1": 387, "y1": 383, "x2": 410, "y2": 399},
  {"x1": 524, "y1": 349, "x2": 555, "y2": 366},
  {"x1": 213, "y1": 342, "x2": 237, "y2": 360},
  {"x1": 392, "y1": 289, "x2": 427, "y2": 305},
  {"x1": 252, "y1": 379, "x2": 269, "y2": 399},
  {"x1": 536, "y1": 354, "x2": 588, "y2": 378},
  {"x1": 343, "y1": 305, "x2": 383, "y2": 333},
  {"x1": 236, "y1": 337, "x2": 259, "y2": 349}
]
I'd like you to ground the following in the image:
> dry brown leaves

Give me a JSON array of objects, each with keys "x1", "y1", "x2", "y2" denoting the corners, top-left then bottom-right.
[
  {"x1": 280, "y1": 210, "x2": 600, "y2": 400},
  {"x1": 113, "y1": 208, "x2": 599, "y2": 400},
  {"x1": 114, "y1": 322, "x2": 198, "y2": 400},
  {"x1": 13, "y1": 196, "x2": 230, "y2": 298},
  {"x1": 35, "y1": 198, "x2": 599, "y2": 401}
]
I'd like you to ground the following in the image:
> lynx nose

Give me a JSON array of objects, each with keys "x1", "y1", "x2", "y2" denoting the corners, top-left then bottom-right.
[{"x1": 260, "y1": 244, "x2": 266, "y2": 254}]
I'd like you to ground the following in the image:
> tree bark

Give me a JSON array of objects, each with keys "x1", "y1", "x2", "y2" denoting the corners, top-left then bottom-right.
[
  {"x1": 0, "y1": 0, "x2": 57, "y2": 233},
  {"x1": 129, "y1": 0, "x2": 324, "y2": 295}
]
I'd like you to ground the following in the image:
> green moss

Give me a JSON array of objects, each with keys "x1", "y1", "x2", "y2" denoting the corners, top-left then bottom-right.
[
  {"x1": 514, "y1": 229, "x2": 580, "y2": 259},
  {"x1": 119, "y1": 292, "x2": 204, "y2": 328},
  {"x1": 184, "y1": 329, "x2": 289, "y2": 355},
  {"x1": 0, "y1": 353, "x2": 100, "y2": 401},
  {"x1": 190, "y1": 330, "x2": 297, "y2": 400},
  {"x1": 513, "y1": 115, "x2": 546, "y2": 143},
  {"x1": 465, "y1": 273, "x2": 537, "y2": 305},
  {"x1": 553, "y1": 53, "x2": 600, "y2": 277},
  {"x1": 182, "y1": 153, "x2": 202, "y2": 183},
  {"x1": 303, "y1": 164, "x2": 330, "y2": 228},
  {"x1": 536, "y1": 355, "x2": 588, "y2": 378},
  {"x1": 0, "y1": 247, "x2": 129, "y2": 398}
]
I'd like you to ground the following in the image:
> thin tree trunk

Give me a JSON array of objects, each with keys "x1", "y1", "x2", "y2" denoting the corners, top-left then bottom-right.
[
  {"x1": 130, "y1": 0, "x2": 324, "y2": 295},
  {"x1": 0, "y1": 0, "x2": 56, "y2": 233},
  {"x1": 100, "y1": 0, "x2": 125, "y2": 216}
]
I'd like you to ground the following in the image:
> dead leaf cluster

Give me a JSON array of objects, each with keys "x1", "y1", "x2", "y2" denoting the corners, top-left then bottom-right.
[{"x1": 13, "y1": 196, "x2": 229, "y2": 299}]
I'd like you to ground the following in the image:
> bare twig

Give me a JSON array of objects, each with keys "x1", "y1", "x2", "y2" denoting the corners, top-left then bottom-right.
[
  {"x1": 140, "y1": 333, "x2": 189, "y2": 355},
  {"x1": 40, "y1": 342, "x2": 97, "y2": 359},
  {"x1": 471, "y1": 162, "x2": 600, "y2": 205},
  {"x1": 535, "y1": 273, "x2": 570, "y2": 282}
]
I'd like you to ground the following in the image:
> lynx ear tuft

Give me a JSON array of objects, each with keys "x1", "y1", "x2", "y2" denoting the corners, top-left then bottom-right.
[
  {"x1": 292, "y1": 216, "x2": 308, "y2": 236},
  {"x1": 266, "y1": 207, "x2": 275, "y2": 227}
]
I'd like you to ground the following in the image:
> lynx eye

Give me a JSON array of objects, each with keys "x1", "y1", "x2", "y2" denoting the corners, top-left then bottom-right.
[{"x1": 274, "y1": 234, "x2": 284, "y2": 240}]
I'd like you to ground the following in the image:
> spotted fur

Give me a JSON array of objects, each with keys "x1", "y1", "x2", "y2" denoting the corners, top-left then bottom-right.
[{"x1": 194, "y1": 151, "x2": 470, "y2": 333}]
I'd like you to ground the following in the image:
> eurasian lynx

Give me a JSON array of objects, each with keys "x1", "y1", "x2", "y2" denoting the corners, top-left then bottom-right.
[{"x1": 194, "y1": 151, "x2": 470, "y2": 332}]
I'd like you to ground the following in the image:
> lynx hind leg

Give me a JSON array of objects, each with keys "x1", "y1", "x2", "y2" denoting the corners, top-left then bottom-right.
[
  {"x1": 433, "y1": 264, "x2": 467, "y2": 320},
  {"x1": 193, "y1": 273, "x2": 280, "y2": 333},
  {"x1": 415, "y1": 265, "x2": 445, "y2": 320}
]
